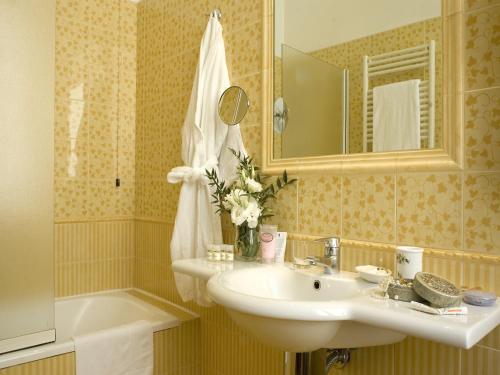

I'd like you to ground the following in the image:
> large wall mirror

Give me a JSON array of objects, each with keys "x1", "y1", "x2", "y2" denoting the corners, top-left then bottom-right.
[{"x1": 262, "y1": 0, "x2": 463, "y2": 173}]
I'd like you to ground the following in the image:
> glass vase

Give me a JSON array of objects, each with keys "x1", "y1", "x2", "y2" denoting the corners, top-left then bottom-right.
[{"x1": 234, "y1": 223, "x2": 259, "y2": 262}]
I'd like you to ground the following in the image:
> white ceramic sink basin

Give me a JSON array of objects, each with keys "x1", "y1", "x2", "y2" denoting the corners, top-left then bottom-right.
[
  {"x1": 207, "y1": 265, "x2": 405, "y2": 352},
  {"x1": 175, "y1": 258, "x2": 500, "y2": 352}
]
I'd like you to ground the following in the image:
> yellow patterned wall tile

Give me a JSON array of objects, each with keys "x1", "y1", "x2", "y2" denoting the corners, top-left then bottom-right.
[
  {"x1": 395, "y1": 337, "x2": 461, "y2": 375},
  {"x1": 55, "y1": 18, "x2": 88, "y2": 63},
  {"x1": 464, "y1": 173, "x2": 500, "y2": 254},
  {"x1": 398, "y1": 20, "x2": 426, "y2": 49},
  {"x1": 466, "y1": 0, "x2": 500, "y2": 11},
  {"x1": 464, "y1": 5, "x2": 500, "y2": 90},
  {"x1": 268, "y1": 178, "x2": 298, "y2": 232},
  {"x1": 298, "y1": 175, "x2": 341, "y2": 237},
  {"x1": 116, "y1": 180, "x2": 135, "y2": 218},
  {"x1": 464, "y1": 88, "x2": 500, "y2": 171},
  {"x1": 55, "y1": 57, "x2": 89, "y2": 101},
  {"x1": 226, "y1": 21, "x2": 263, "y2": 78},
  {"x1": 54, "y1": 99, "x2": 89, "y2": 145},
  {"x1": 240, "y1": 125, "x2": 262, "y2": 166},
  {"x1": 86, "y1": 0, "x2": 120, "y2": 30},
  {"x1": 397, "y1": 173, "x2": 462, "y2": 250},
  {"x1": 461, "y1": 345, "x2": 500, "y2": 375},
  {"x1": 342, "y1": 175, "x2": 396, "y2": 243},
  {"x1": 161, "y1": 125, "x2": 183, "y2": 173},
  {"x1": 54, "y1": 178, "x2": 88, "y2": 221},
  {"x1": 226, "y1": 0, "x2": 263, "y2": 34},
  {"x1": 231, "y1": 73, "x2": 262, "y2": 126},
  {"x1": 55, "y1": 139, "x2": 89, "y2": 180},
  {"x1": 87, "y1": 179, "x2": 118, "y2": 219}
]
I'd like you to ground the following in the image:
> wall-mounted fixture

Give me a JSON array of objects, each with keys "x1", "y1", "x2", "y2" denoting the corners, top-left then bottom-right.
[{"x1": 218, "y1": 86, "x2": 250, "y2": 126}]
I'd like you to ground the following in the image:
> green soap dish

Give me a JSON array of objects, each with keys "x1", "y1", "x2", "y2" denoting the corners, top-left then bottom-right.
[{"x1": 413, "y1": 272, "x2": 461, "y2": 308}]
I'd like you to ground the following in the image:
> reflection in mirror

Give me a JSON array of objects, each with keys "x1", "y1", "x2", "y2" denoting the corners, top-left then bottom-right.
[
  {"x1": 273, "y1": 0, "x2": 442, "y2": 159},
  {"x1": 218, "y1": 86, "x2": 250, "y2": 126}
]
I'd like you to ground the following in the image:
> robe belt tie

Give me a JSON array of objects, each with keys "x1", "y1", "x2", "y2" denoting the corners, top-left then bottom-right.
[{"x1": 167, "y1": 158, "x2": 218, "y2": 185}]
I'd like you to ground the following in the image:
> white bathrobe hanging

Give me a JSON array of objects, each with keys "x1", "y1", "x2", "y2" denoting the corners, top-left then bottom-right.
[{"x1": 167, "y1": 13, "x2": 247, "y2": 305}]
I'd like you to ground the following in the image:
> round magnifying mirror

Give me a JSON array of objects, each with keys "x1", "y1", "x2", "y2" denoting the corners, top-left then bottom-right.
[{"x1": 218, "y1": 86, "x2": 250, "y2": 126}]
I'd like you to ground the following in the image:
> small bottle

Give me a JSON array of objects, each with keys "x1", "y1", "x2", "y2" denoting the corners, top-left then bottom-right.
[
  {"x1": 223, "y1": 244, "x2": 234, "y2": 261},
  {"x1": 212, "y1": 245, "x2": 221, "y2": 261},
  {"x1": 207, "y1": 244, "x2": 215, "y2": 261}
]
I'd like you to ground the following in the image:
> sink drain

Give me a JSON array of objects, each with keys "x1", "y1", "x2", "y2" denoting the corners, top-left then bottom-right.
[{"x1": 313, "y1": 280, "x2": 321, "y2": 290}]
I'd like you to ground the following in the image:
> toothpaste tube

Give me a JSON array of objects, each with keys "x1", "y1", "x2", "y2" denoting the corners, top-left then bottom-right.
[{"x1": 410, "y1": 301, "x2": 468, "y2": 315}]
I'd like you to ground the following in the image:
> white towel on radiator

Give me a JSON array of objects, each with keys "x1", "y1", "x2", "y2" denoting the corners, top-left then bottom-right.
[
  {"x1": 373, "y1": 79, "x2": 421, "y2": 152},
  {"x1": 74, "y1": 320, "x2": 153, "y2": 375}
]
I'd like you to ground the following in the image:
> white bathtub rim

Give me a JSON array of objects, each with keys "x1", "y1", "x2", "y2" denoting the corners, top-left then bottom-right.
[{"x1": 0, "y1": 288, "x2": 193, "y2": 370}]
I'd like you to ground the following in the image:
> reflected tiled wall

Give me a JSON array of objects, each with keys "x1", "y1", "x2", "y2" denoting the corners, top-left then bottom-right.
[
  {"x1": 54, "y1": 0, "x2": 137, "y2": 296},
  {"x1": 310, "y1": 17, "x2": 442, "y2": 154},
  {"x1": 137, "y1": 1, "x2": 499, "y2": 375}
]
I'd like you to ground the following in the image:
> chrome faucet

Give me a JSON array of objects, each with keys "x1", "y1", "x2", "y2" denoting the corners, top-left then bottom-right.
[{"x1": 306, "y1": 237, "x2": 341, "y2": 275}]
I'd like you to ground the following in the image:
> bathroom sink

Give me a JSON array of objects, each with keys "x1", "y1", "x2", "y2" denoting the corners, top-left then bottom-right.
[{"x1": 207, "y1": 264, "x2": 405, "y2": 352}]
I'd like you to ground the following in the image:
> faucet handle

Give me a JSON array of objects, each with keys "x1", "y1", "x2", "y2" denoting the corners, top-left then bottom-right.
[
  {"x1": 314, "y1": 236, "x2": 340, "y2": 257},
  {"x1": 314, "y1": 236, "x2": 340, "y2": 247},
  {"x1": 305, "y1": 255, "x2": 318, "y2": 265}
]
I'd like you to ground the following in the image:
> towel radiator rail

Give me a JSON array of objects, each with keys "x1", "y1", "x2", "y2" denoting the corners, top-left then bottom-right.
[{"x1": 362, "y1": 41, "x2": 435, "y2": 152}]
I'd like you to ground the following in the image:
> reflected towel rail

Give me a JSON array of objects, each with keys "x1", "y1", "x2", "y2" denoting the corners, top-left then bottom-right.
[{"x1": 362, "y1": 41, "x2": 436, "y2": 151}]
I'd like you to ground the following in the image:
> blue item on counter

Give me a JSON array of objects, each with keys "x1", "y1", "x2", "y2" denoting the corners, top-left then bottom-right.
[{"x1": 463, "y1": 290, "x2": 496, "y2": 306}]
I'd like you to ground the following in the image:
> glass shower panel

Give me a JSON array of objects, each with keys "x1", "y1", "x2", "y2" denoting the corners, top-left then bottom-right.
[
  {"x1": 280, "y1": 44, "x2": 347, "y2": 158},
  {"x1": 0, "y1": 0, "x2": 55, "y2": 353}
]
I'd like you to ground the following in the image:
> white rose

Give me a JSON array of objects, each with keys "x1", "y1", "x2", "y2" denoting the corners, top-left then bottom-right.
[
  {"x1": 243, "y1": 198, "x2": 262, "y2": 228},
  {"x1": 231, "y1": 206, "x2": 246, "y2": 226},
  {"x1": 246, "y1": 178, "x2": 262, "y2": 193},
  {"x1": 225, "y1": 189, "x2": 248, "y2": 209}
]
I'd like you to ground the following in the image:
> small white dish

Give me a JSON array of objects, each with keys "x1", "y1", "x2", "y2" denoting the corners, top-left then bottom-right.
[{"x1": 355, "y1": 265, "x2": 392, "y2": 283}]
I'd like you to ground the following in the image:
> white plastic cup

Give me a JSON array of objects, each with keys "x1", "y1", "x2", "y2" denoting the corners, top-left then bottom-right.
[{"x1": 395, "y1": 246, "x2": 423, "y2": 280}]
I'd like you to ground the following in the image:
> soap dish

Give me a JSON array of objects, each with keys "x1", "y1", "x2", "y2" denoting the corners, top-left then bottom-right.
[
  {"x1": 355, "y1": 265, "x2": 392, "y2": 283},
  {"x1": 463, "y1": 290, "x2": 496, "y2": 306},
  {"x1": 387, "y1": 281, "x2": 424, "y2": 303}
]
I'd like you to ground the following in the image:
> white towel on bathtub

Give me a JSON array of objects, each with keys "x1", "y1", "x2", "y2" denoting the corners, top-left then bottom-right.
[
  {"x1": 74, "y1": 320, "x2": 153, "y2": 375},
  {"x1": 373, "y1": 79, "x2": 421, "y2": 152}
]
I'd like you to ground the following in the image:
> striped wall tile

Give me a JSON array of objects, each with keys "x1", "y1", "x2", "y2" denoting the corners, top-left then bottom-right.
[
  {"x1": 462, "y1": 254, "x2": 500, "y2": 293},
  {"x1": 462, "y1": 345, "x2": 500, "y2": 375},
  {"x1": 478, "y1": 326, "x2": 500, "y2": 350},
  {"x1": 395, "y1": 337, "x2": 461, "y2": 375},
  {"x1": 55, "y1": 220, "x2": 135, "y2": 297},
  {"x1": 0, "y1": 353, "x2": 75, "y2": 375}
]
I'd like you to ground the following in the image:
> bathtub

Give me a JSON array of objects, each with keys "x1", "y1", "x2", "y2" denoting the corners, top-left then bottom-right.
[{"x1": 0, "y1": 290, "x2": 182, "y2": 369}]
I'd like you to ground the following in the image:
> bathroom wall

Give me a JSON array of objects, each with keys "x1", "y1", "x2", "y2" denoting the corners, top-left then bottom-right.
[
  {"x1": 54, "y1": 0, "x2": 137, "y2": 296},
  {"x1": 135, "y1": 1, "x2": 283, "y2": 374},
  {"x1": 136, "y1": 1, "x2": 499, "y2": 375}
]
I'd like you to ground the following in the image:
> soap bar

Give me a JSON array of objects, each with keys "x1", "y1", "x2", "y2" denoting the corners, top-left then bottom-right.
[{"x1": 463, "y1": 290, "x2": 496, "y2": 306}]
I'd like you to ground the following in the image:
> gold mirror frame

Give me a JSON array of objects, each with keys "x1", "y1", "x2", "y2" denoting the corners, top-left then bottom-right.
[{"x1": 261, "y1": 0, "x2": 463, "y2": 174}]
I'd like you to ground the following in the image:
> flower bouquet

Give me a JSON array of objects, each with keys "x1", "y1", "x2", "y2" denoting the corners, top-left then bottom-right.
[{"x1": 206, "y1": 150, "x2": 296, "y2": 261}]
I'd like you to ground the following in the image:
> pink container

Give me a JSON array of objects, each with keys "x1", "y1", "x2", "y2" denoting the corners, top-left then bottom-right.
[{"x1": 260, "y1": 224, "x2": 277, "y2": 262}]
